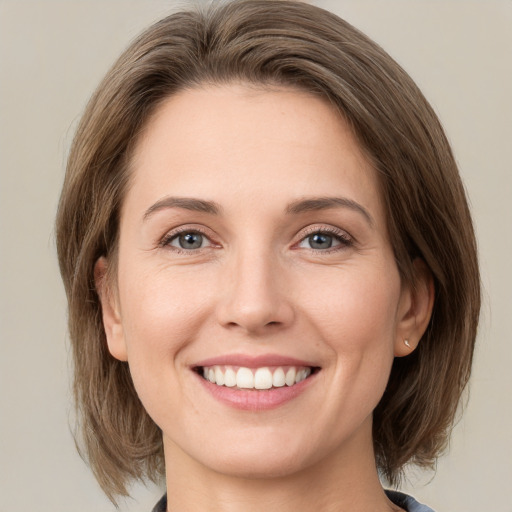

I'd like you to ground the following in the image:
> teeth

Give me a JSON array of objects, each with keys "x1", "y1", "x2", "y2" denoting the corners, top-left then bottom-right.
[
  {"x1": 285, "y1": 368, "x2": 296, "y2": 386},
  {"x1": 214, "y1": 366, "x2": 225, "y2": 386},
  {"x1": 272, "y1": 367, "x2": 286, "y2": 387},
  {"x1": 254, "y1": 368, "x2": 273, "y2": 390},
  {"x1": 224, "y1": 367, "x2": 237, "y2": 387},
  {"x1": 236, "y1": 367, "x2": 254, "y2": 389},
  {"x1": 295, "y1": 368, "x2": 310, "y2": 383},
  {"x1": 200, "y1": 365, "x2": 313, "y2": 389}
]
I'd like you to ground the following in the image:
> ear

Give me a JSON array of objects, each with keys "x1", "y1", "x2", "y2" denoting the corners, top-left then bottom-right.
[
  {"x1": 394, "y1": 258, "x2": 435, "y2": 357},
  {"x1": 94, "y1": 257, "x2": 128, "y2": 361}
]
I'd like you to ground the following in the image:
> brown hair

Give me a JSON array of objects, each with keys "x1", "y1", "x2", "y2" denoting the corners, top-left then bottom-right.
[{"x1": 56, "y1": 0, "x2": 480, "y2": 501}]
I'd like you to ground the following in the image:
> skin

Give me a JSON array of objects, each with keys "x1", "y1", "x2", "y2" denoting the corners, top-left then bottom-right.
[{"x1": 96, "y1": 84, "x2": 433, "y2": 512}]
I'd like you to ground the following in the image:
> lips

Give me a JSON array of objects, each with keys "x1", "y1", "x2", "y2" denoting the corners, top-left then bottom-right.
[
  {"x1": 192, "y1": 354, "x2": 320, "y2": 410},
  {"x1": 195, "y1": 354, "x2": 318, "y2": 368}
]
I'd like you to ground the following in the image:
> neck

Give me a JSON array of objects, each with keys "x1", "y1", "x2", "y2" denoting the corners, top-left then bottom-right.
[{"x1": 162, "y1": 419, "x2": 399, "y2": 512}]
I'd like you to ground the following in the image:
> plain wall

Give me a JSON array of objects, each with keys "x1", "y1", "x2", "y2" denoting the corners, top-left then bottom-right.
[{"x1": 1, "y1": 1, "x2": 511, "y2": 511}]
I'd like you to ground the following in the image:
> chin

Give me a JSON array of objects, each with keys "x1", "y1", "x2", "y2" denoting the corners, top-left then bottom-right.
[
  {"x1": 203, "y1": 448, "x2": 312, "y2": 480},
  {"x1": 177, "y1": 424, "x2": 328, "y2": 480}
]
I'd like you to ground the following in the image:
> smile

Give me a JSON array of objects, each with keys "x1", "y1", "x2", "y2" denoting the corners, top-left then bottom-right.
[
  {"x1": 192, "y1": 355, "x2": 320, "y2": 410},
  {"x1": 198, "y1": 365, "x2": 313, "y2": 390}
]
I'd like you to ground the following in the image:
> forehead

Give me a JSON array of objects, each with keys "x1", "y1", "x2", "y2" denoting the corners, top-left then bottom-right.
[{"x1": 124, "y1": 84, "x2": 383, "y2": 225}]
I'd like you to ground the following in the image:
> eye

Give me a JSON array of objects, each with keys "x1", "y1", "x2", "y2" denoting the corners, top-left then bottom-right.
[
  {"x1": 164, "y1": 230, "x2": 213, "y2": 251},
  {"x1": 297, "y1": 228, "x2": 352, "y2": 251}
]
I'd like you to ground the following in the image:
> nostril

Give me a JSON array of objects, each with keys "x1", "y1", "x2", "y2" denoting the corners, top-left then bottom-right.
[{"x1": 216, "y1": 285, "x2": 295, "y2": 333}]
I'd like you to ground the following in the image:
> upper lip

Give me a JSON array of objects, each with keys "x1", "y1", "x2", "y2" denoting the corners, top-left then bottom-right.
[{"x1": 193, "y1": 353, "x2": 318, "y2": 368}]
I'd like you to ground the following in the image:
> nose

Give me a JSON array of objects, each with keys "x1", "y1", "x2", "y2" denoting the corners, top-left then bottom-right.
[{"x1": 215, "y1": 247, "x2": 295, "y2": 335}]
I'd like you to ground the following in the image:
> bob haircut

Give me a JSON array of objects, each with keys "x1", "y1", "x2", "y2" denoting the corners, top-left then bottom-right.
[{"x1": 56, "y1": 0, "x2": 480, "y2": 501}]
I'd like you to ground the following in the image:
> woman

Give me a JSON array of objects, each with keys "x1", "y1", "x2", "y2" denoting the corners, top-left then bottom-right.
[{"x1": 55, "y1": 1, "x2": 480, "y2": 511}]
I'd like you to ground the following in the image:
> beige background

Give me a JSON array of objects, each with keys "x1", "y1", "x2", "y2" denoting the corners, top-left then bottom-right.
[{"x1": 1, "y1": 1, "x2": 511, "y2": 511}]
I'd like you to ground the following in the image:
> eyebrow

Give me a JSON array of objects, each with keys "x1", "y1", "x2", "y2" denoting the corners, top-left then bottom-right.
[
  {"x1": 143, "y1": 195, "x2": 373, "y2": 226},
  {"x1": 143, "y1": 196, "x2": 222, "y2": 220},
  {"x1": 286, "y1": 197, "x2": 374, "y2": 226}
]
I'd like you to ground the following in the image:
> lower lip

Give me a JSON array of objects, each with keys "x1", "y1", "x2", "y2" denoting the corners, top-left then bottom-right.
[{"x1": 195, "y1": 371, "x2": 317, "y2": 411}]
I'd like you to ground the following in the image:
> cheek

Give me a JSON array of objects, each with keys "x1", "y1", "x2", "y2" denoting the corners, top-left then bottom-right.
[
  {"x1": 120, "y1": 262, "x2": 209, "y2": 338},
  {"x1": 300, "y1": 264, "x2": 401, "y2": 403},
  {"x1": 116, "y1": 264, "x2": 213, "y2": 385},
  {"x1": 114, "y1": 266, "x2": 210, "y2": 425},
  {"x1": 300, "y1": 265, "x2": 401, "y2": 347}
]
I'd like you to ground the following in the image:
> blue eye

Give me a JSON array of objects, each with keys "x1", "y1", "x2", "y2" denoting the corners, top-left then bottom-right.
[
  {"x1": 298, "y1": 230, "x2": 351, "y2": 251},
  {"x1": 307, "y1": 233, "x2": 336, "y2": 250},
  {"x1": 168, "y1": 231, "x2": 207, "y2": 250}
]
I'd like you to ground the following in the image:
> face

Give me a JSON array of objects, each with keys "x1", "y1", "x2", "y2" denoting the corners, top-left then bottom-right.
[{"x1": 98, "y1": 84, "x2": 427, "y2": 480}]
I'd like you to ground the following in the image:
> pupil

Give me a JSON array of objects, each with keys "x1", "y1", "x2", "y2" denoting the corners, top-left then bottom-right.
[
  {"x1": 310, "y1": 233, "x2": 332, "y2": 249},
  {"x1": 180, "y1": 232, "x2": 202, "y2": 249}
]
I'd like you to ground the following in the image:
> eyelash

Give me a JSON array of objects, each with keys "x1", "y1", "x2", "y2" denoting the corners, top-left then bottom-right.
[
  {"x1": 296, "y1": 225, "x2": 353, "y2": 253},
  {"x1": 159, "y1": 225, "x2": 353, "y2": 254},
  {"x1": 159, "y1": 226, "x2": 218, "y2": 255}
]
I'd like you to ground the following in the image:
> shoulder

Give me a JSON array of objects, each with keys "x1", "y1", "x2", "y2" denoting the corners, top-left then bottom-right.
[{"x1": 386, "y1": 490, "x2": 437, "y2": 512}]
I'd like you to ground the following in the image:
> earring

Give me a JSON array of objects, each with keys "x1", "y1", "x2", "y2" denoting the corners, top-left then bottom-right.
[{"x1": 404, "y1": 339, "x2": 411, "y2": 348}]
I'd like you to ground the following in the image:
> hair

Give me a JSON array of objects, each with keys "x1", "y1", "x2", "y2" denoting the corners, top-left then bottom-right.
[{"x1": 56, "y1": 0, "x2": 480, "y2": 502}]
